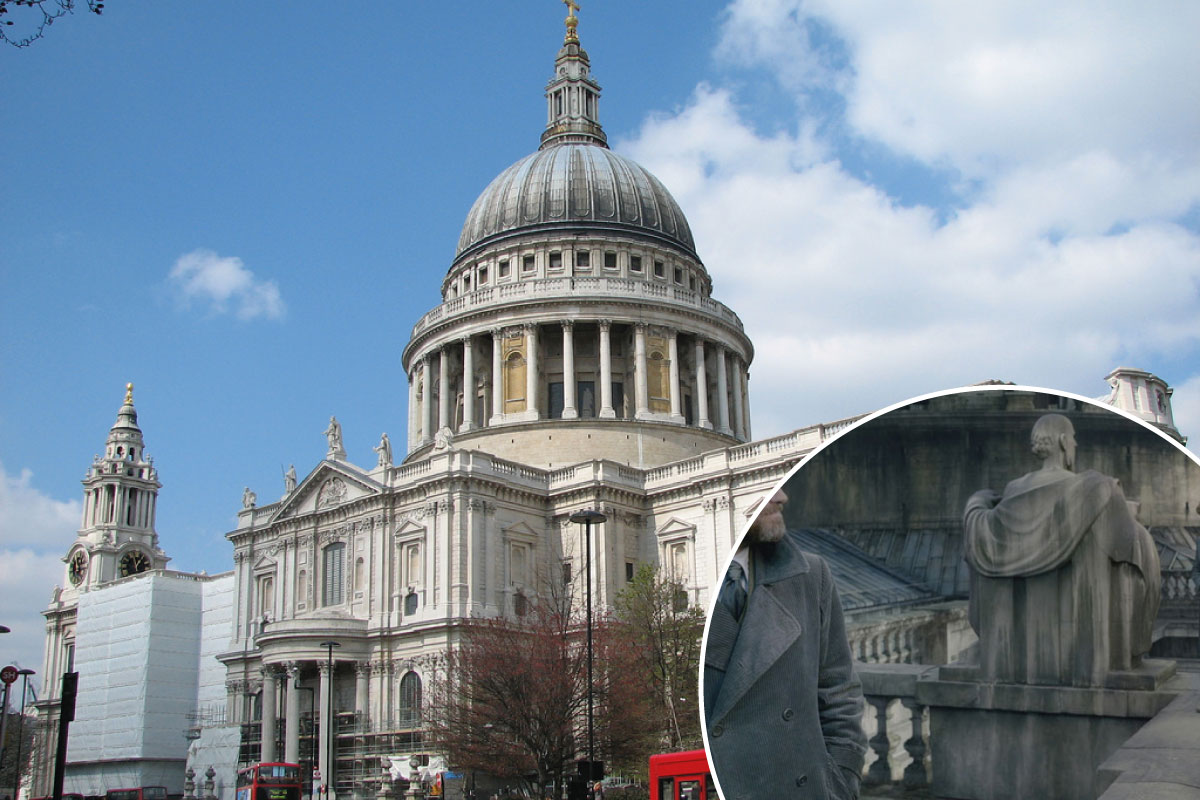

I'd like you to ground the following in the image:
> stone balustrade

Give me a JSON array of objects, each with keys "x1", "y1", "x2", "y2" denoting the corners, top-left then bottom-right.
[
  {"x1": 857, "y1": 663, "x2": 934, "y2": 794},
  {"x1": 410, "y1": 275, "x2": 744, "y2": 337},
  {"x1": 855, "y1": 662, "x2": 1200, "y2": 798}
]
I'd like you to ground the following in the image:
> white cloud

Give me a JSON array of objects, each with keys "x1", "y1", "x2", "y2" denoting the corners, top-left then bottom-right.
[
  {"x1": 719, "y1": 1, "x2": 1200, "y2": 177},
  {"x1": 0, "y1": 460, "x2": 81, "y2": 549},
  {"x1": 168, "y1": 248, "x2": 286, "y2": 321},
  {"x1": 619, "y1": 3, "x2": 1200, "y2": 437},
  {"x1": 0, "y1": 463, "x2": 80, "y2": 684}
]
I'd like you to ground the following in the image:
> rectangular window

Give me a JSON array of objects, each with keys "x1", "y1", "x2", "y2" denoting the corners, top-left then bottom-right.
[
  {"x1": 323, "y1": 542, "x2": 345, "y2": 606},
  {"x1": 550, "y1": 251, "x2": 563, "y2": 269},
  {"x1": 673, "y1": 267, "x2": 683, "y2": 284},
  {"x1": 562, "y1": 562, "x2": 573, "y2": 585},
  {"x1": 604, "y1": 251, "x2": 617, "y2": 269},
  {"x1": 499, "y1": 259, "x2": 510, "y2": 277},
  {"x1": 625, "y1": 562, "x2": 634, "y2": 582},
  {"x1": 576, "y1": 250, "x2": 590, "y2": 268},
  {"x1": 612, "y1": 381, "x2": 625, "y2": 418},
  {"x1": 549, "y1": 381, "x2": 565, "y2": 418},
  {"x1": 654, "y1": 260, "x2": 665, "y2": 278},
  {"x1": 522, "y1": 254, "x2": 536, "y2": 272},
  {"x1": 577, "y1": 380, "x2": 595, "y2": 418},
  {"x1": 630, "y1": 255, "x2": 642, "y2": 272},
  {"x1": 478, "y1": 267, "x2": 488, "y2": 284}
]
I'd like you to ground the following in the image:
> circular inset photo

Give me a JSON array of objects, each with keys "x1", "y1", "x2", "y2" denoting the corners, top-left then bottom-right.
[{"x1": 702, "y1": 386, "x2": 1198, "y2": 800}]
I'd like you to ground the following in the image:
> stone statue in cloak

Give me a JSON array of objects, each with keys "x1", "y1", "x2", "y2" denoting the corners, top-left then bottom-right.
[{"x1": 962, "y1": 413, "x2": 1160, "y2": 687}]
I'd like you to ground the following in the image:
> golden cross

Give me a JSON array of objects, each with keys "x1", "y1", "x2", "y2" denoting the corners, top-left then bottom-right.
[{"x1": 563, "y1": 0, "x2": 580, "y2": 20}]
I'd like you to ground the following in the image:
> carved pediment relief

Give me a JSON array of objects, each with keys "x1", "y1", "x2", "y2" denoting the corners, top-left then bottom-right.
[
  {"x1": 275, "y1": 463, "x2": 383, "y2": 519},
  {"x1": 253, "y1": 556, "x2": 277, "y2": 573}
]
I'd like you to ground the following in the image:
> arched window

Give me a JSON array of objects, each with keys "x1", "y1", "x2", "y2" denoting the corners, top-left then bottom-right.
[
  {"x1": 323, "y1": 543, "x2": 346, "y2": 606},
  {"x1": 504, "y1": 351, "x2": 526, "y2": 412},
  {"x1": 298, "y1": 570, "x2": 308, "y2": 607},
  {"x1": 398, "y1": 671, "x2": 422, "y2": 727},
  {"x1": 648, "y1": 350, "x2": 670, "y2": 412},
  {"x1": 354, "y1": 557, "x2": 365, "y2": 593}
]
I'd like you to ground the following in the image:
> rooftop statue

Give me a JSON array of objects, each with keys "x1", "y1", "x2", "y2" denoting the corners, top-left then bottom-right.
[
  {"x1": 324, "y1": 415, "x2": 346, "y2": 460},
  {"x1": 963, "y1": 414, "x2": 1160, "y2": 687}
]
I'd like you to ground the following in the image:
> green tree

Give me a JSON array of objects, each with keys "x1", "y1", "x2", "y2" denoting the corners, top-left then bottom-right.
[{"x1": 614, "y1": 565, "x2": 705, "y2": 758}]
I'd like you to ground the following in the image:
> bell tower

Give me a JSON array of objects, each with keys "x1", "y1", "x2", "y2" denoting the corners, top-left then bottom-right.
[{"x1": 64, "y1": 383, "x2": 169, "y2": 594}]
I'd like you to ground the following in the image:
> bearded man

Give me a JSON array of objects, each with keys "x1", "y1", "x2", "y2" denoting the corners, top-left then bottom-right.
[{"x1": 703, "y1": 488, "x2": 867, "y2": 800}]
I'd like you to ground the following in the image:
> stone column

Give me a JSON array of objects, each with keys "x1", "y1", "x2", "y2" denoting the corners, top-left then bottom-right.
[
  {"x1": 598, "y1": 320, "x2": 615, "y2": 419},
  {"x1": 284, "y1": 663, "x2": 300, "y2": 764},
  {"x1": 438, "y1": 346, "x2": 451, "y2": 431},
  {"x1": 460, "y1": 336, "x2": 475, "y2": 431},
  {"x1": 261, "y1": 665, "x2": 278, "y2": 763},
  {"x1": 355, "y1": 661, "x2": 370, "y2": 719},
  {"x1": 731, "y1": 354, "x2": 746, "y2": 439},
  {"x1": 741, "y1": 366, "x2": 752, "y2": 440},
  {"x1": 634, "y1": 323, "x2": 650, "y2": 418},
  {"x1": 420, "y1": 356, "x2": 433, "y2": 445},
  {"x1": 561, "y1": 321, "x2": 577, "y2": 419},
  {"x1": 318, "y1": 661, "x2": 333, "y2": 793},
  {"x1": 715, "y1": 344, "x2": 731, "y2": 435},
  {"x1": 524, "y1": 323, "x2": 539, "y2": 417},
  {"x1": 407, "y1": 369, "x2": 417, "y2": 453},
  {"x1": 490, "y1": 328, "x2": 503, "y2": 425},
  {"x1": 694, "y1": 338, "x2": 712, "y2": 429},
  {"x1": 668, "y1": 330, "x2": 683, "y2": 423}
]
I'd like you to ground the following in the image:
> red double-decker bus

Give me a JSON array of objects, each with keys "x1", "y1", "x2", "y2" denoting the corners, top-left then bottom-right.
[
  {"x1": 236, "y1": 762, "x2": 302, "y2": 800},
  {"x1": 649, "y1": 750, "x2": 714, "y2": 800}
]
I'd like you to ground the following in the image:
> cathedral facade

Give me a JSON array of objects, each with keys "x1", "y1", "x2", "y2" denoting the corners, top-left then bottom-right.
[{"x1": 35, "y1": 14, "x2": 830, "y2": 799}]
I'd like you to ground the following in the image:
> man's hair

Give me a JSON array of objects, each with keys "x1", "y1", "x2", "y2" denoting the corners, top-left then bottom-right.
[{"x1": 1030, "y1": 413, "x2": 1075, "y2": 461}]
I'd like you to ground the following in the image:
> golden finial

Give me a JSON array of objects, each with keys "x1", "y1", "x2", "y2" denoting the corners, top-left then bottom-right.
[
  {"x1": 125, "y1": 382, "x2": 134, "y2": 404},
  {"x1": 563, "y1": 0, "x2": 580, "y2": 43}
]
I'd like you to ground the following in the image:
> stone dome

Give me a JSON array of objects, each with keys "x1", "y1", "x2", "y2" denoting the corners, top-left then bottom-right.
[{"x1": 454, "y1": 142, "x2": 697, "y2": 262}]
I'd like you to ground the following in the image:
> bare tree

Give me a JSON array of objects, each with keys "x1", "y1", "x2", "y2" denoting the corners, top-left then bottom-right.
[
  {"x1": 0, "y1": 0, "x2": 103, "y2": 48},
  {"x1": 426, "y1": 585, "x2": 655, "y2": 798}
]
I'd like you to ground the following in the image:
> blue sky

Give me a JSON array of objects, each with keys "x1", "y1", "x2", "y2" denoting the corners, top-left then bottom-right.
[{"x1": 2, "y1": 0, "x2": 1199, "y2": 683}]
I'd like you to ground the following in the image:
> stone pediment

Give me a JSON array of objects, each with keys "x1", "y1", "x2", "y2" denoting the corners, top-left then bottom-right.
[
  {"x1": 275, "y1": 461, "x2": 384, "y2": 519},
  {"x1": 253, "y1": 555, "x2": 277, "y2": 573},
  {"x1": 502, "y1": 520, "x2": 539, "y2": 543},
  {"x1": 656, "y1": 516, "x2": 697, "y2": 538}
]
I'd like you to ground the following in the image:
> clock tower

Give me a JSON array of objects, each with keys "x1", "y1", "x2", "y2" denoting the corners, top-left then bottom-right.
[{"x1": 63, "y1": 383, "x2": 169, "y2": 594}]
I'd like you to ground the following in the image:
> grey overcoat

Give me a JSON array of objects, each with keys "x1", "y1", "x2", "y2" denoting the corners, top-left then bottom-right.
[{"x1": 704, "y1": 532, "x2": 867, "y2": 799}]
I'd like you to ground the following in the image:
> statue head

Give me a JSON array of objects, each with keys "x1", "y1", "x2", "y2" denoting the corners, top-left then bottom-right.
[
  {"x1": 1030, "y1": 413, "x2": 1076, "y2": 470},
  {"x1": 747, "y1": 488, "x2": 789, "y2": 544}
]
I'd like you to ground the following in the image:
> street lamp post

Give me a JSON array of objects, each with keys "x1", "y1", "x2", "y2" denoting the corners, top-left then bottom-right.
[
  {"x1": 318, "y1": 641, "x2": 340, "y2": 800},
  {"x1": 0, "y1": 626, "x2": 12, "y2": 775},
  {"x1": 569, "y1": 508, "x2": 606, "y2": 799},
  {"x1": 12, "y1": 668, "x2": 35, "y2": 798}
]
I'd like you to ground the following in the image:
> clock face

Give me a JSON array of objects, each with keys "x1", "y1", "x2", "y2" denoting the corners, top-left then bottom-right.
[
  {"x1": 68, "y1": 551, "x2": 88, "y2": 586},
  {"x1": 119, "y1": 550, "x2": 151, "y2": 577}
]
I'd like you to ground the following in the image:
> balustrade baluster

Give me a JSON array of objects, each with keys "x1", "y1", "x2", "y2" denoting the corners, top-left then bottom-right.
[
  {"x1": 900, "y1": 697, "x2": 929, "y2": 789},
  {"x1": 865, "y1": 696, "x2": 892, "y2": 785}
]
